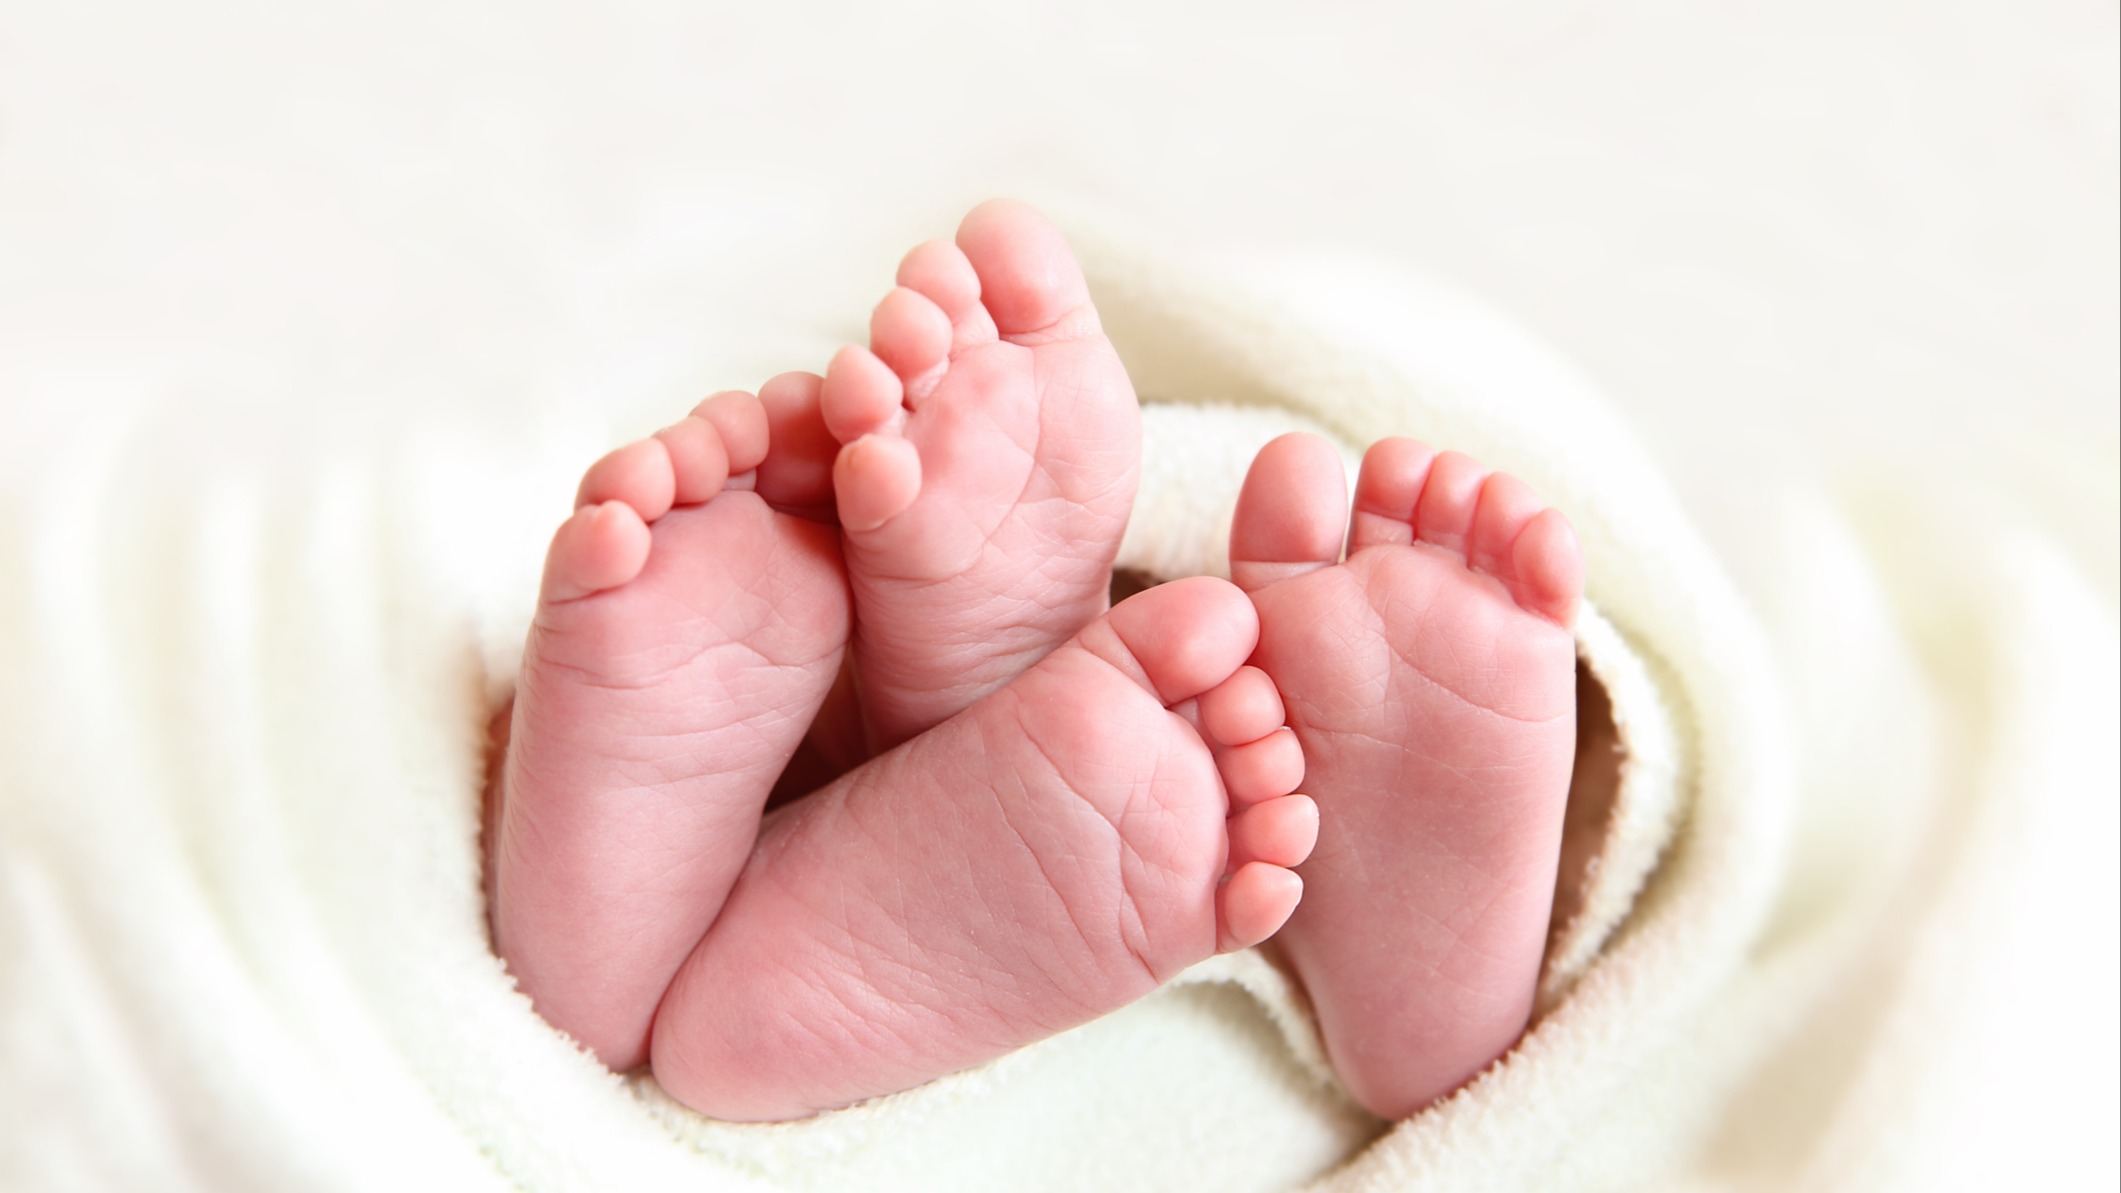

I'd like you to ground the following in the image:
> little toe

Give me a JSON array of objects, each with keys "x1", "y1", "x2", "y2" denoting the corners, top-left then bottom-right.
[
  {"x1": 1079, "y1": 576, "x2": 1259, "y2": 705},
  {"x1": 754, "y1": 372, "x2": 839, "y2": 516},
  {"x1": 955, "y1": 199, "x2": 1099, "y2": 342},
  {"x1": 1347, "y1": 437, "x2": 1438, "y2": 553},
  {"x1": 1196, "y1": 666, "x2": 1285, "y2": 748},
  {"x1": 540, "y1": 501, "x2": 652, "y2": 603},
  {"x1": 896, "y1": 239, "x2": 996, "y2": 347},
  {"x1": 1511, "y1": 508, "x2": 1584, "y2": 626},
  {"x1": 655, "y1": 416, "x2": 731, "y2": 506},
  {"x1": 1217, "y1": 728, "x2": 1305, "y2": 808},
  {"x1": 869, "y1": 287, "x2": 953, "y2": 399},
  {"x1": 1217, "y1": 862, "x2": 1303, "y2": 953},
  {"x1": 692, "y1": 390, "x2": 770, "y2": 475},
  {"x1": 1411, "y1": 450, "x2": 1489, "y2": 556},
  {"x1": 820, "y1": 346, "x2": 906, "y2": 444},
  {"x1": 1468, "y1": 471, "x2": 1544, "y2": 580},
  {"x1": 1227, "y1": 794, "x2": 1319, "y2": 870},
  {"x1": 834, "y1": 434, "x2": 922, "y2": 534},
  {"x1": 576, "y1": 438, "x2": 676, "y2": 522},
  {"x1": 1229, "y1": 433, "x2": 1350, "y2": 593}
]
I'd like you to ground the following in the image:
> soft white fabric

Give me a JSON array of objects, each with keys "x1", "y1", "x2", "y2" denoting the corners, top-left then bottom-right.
[
  {"x1": 1, "y1": 3, "x2": 2114, "y2": 1190},
  {"x1": 4, "y1": 228, "x2": 2113, "y2": 1191}
]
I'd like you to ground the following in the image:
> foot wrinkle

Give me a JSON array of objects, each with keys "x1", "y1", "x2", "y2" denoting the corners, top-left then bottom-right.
[
  {"x1": 1313, "y1": 548, "x2": 1566, "y2": 722},
  {"x1": 1112, "y1": 749, "x2": 1204, "y2": 982},
  {"x1": 767, "y1": 958, "x2": 916, "y2": 1086},
  {"x1": 760, "y1": 879, "x2": 919, "y2": 1039},
  {"x1": 942, "y1": 408, "x2": 1051, "y2": 583},
  {"x1": 860, "y1": 428, "x2": 1105, "y2": 600},
  {"x1": 992, "y1": 300, "x2": 1101, "y2": 348},
  {"x1": 559, "y1": 700, "x2": 800, "y2": 748},
  {"x1": 1377, "y1": 631, "x2": 1570, "y2": 728},
  {"x1": 852, "y1": 794, "x2": 981, "y2": 1008},
  {"x1": 993, "y1": 751, "x2": 1115, "y2": 963},
  {"x1": 1006, "y1": 693, "x2": 1166, "y2": 991},
  {"x1": 531, "y1": 626, "x2": 837, "y2": 697}
]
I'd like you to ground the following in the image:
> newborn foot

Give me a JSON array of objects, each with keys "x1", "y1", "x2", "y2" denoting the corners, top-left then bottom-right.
[
  {"x1": 649, "y1": 578, "x2": 1318, "y2": 1121},
  {"x1": 820, "y1": 199, "x2": 1141, "y2": 750},
  {"x1": 490, "y1": 375, "x2": 851, "y2": 1071},
  {"x1": 1229, "y1": 433, "x2": 1582, "y2": 1119}
]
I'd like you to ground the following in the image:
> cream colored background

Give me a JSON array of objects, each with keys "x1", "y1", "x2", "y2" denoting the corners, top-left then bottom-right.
[{"x1": 1, "y1": 1, "x2": 2113, "y2": 1188}]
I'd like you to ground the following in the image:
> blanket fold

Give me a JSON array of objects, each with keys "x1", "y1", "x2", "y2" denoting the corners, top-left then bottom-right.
[{"x1": 1, "y1": 229, "x2": 2110, "y2": 1193}]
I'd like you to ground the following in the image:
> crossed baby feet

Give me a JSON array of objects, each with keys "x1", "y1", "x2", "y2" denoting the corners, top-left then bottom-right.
[{"x1": 486, "y1": 201, "x2": 1582, "y2": 1124}]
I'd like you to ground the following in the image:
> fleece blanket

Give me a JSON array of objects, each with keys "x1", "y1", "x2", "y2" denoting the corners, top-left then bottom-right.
[{"x1": 3, "y1": 210, "x2": 2113, "y2": 1192}]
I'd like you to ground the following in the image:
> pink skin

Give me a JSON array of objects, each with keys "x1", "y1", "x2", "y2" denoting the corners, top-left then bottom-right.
[
  {"x1": 651, "y1": 578, "x2": 1315, "y2": 1122},
  {"x1": 489, "y1": 378, "x2": 853, "y2": 1071},
  {"x1": 819, "y1": 200, "x2": 1142, "y2": 753},
  {"x1": 1229, "y1": 433, "x2": 1582, "y2": 1120},
  {"x1": 489, "y1": 335, "x2": 1316, "y2": 1118}
]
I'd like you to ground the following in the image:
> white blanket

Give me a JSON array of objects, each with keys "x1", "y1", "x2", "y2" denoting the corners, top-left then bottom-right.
[
  {"x1": 3, "y1": 227, "x2": 2112, "y2": 1190},
  {"x1": 2, "y1": 2, "x2": 2115, "y2": 1186}
]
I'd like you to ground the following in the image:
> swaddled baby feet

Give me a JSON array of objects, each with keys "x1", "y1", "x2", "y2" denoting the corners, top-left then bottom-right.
[
  {"x1": 1229, "y1": 434, "x2": 1582, "y2": 1120},
  {"x1": 490, "y1": 375, "x2": 851, "y2": 1071},
  {"x1": 651, "y1": 578, "x2": 1319, "y2": 1121},
  {"x1": 819, "y1": 200, "x2": 1141, "y2": 750}
]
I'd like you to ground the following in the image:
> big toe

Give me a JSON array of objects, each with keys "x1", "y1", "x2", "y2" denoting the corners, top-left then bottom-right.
[
  {"x1": 1229, "y1": 432, "x2": 1350, "y2": 592},
  {"x1": 753, "y1": 371, "x2": 839, "y2": 516},
  {"x1": 1076, "y1": 576, "x2": 1260, "y2": 706},
  {"x1": 955, "y1": 199, "x2": 1098, "y2": 341}
]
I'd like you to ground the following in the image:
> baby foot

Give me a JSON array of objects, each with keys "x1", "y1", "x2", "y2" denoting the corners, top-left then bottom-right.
[
  {"x1": 648, "y1": 578, "x2": 1318, "y2": 1121},
  {"x1": 819, "y1": 199, "x2": 1141, "y2": 750},
  {"x1": 1228, "y1": 433, "x2": 1582, "y2": 1119},
  {"x1": 490, "y1": 374, "x2": 852, "y2": 1071}
]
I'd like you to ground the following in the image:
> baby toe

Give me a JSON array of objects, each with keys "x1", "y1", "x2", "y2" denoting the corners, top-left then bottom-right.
[
  {"x1": 1217, "y1": 862, "x2": 1303, "y2": 953},
  {"x1": 955, "y1": 199, "x2": 1098, "y2": 342},
  {"x1": 833, "y1": 434, "x2": 922, "y2": 534},
  {"x1": 541, "y1": 501, "x2": 652, "y2": 603},
  {"x1": 896, "y1": 239, "x2": 995, "y2": 347},
  {"x1": 655, "y1": 416, "x2": 731, "y2": 506},
  {"x1": 1218, "y1": 728, "x2": 1305, "y2": 808},
  {"x1": 754, "y1": 371, "x2": 839, "y2": 515},
  {"x1": 1082, "y1": 576, "x2": 1260, "y2": 706},
  {"x1": 1227, "y1": 794, "x2": 1319, "y2": 870},
  {"x1": 1511, "y1": 508, "x2": 1584, "y2": 625},
  {"x1": 576, "y1": 437, "x2": 676, "y2": 523},
  {"x1": 1410, "y1": 450, "x2": 1489, "y2": 557},
  {"x1": 1347, "y1": 437, "x2": 1438, "y2": 554},
  {"x1": 1229, "y1": 433, "x2": 1350, "y2": 593},
  {"x1": 869, "y1": 287, "x2": 953, "y2": 398},
  {"x1": 1197, "y1": 666, "x2": 1286, "y2": 748},
  {"x1": 692, "y1": 390, "x2": 770, "y2": 475},
  {"x1": 820, "y1": 346, "x2": 906, "y2": 444}
]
